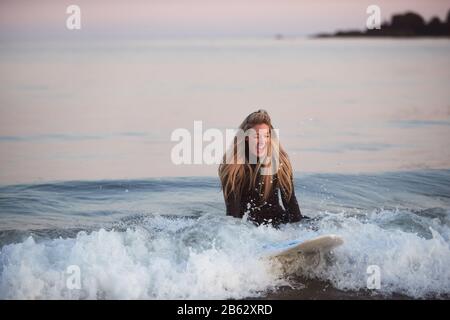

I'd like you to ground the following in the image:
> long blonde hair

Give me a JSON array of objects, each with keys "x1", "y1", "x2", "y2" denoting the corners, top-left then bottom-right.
[{"x1": 218, "y1": 109, "x2": 294, "y2": 201}]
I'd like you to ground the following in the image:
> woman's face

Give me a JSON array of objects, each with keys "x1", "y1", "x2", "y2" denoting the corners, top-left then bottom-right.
[{"x1": 248, "y1": 123, "x2": 270, "y2": 157}]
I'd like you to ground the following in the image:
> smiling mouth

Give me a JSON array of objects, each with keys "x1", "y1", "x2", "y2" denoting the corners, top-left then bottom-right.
[{"x1": 257, "y1": 144, "x2": 266, "y2": 153}]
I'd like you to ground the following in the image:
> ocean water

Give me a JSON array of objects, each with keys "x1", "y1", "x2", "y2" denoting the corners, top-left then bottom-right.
[
  {"x1": 0, "y1": 169, "x2": 449, "y2": 299},
  {"x1": 1, "y1": 38, "x2": 450, "y2": 183},
  {"x1": 0, "y1": 37, "x2": 450, "y2": 299}
]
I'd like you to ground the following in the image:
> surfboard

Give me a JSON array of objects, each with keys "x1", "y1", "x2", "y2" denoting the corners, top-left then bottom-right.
[
  {"x1": 262, "y1": 234, "x2": 344, "y2": 273},
  {"x1": 263, "y1": 234, "x2": 344, "y2": 259}
]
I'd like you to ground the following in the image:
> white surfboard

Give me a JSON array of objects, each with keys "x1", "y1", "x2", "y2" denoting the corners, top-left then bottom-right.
[
  {"x1": 263, "y1": 234, "x2": 344, "y2": 259},
  {"x1": 262, "y1": 235, "x2": 344, "y2": 273}
]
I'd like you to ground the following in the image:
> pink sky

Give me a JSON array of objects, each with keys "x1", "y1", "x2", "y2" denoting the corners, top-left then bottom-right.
[{"x1": 0, "y1": 0, "x2": 449, "y2": 37}]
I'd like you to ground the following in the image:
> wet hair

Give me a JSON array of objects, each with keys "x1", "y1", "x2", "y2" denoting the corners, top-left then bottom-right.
[{"x1": 219, "y1": 109, "x2": 294, "y2": 201}]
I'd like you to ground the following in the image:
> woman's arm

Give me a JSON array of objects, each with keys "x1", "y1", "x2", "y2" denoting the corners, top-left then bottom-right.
[
  {"x1": 284, "y1": 177, "x2": 304, "y2": 222},
  {"x1": 224, "y1": 190, "x2": 243, "y2": 218},
  {"x1": 286, "y1": 190, "x2": 303, "y2": 222}
]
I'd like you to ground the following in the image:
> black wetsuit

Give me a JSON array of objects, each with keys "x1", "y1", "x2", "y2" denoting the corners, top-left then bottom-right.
[{"x1": 223, "y1": 166, "x2": 304, "y2": 226}]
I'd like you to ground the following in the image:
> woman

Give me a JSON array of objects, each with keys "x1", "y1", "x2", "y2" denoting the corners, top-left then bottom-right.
[{"x1": 218, "y1": 109, "x2": 305, "y2": 226}]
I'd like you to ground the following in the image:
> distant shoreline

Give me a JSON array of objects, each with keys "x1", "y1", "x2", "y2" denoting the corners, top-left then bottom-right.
[
  {"x1": 313, "y1": 33, "x2": 450, "y2": 39},
  {"x1": 313, "y1": 34, "x2": 450, "y2": 39},
  {"x1": 311, "y1": 10, "x2": 450, "y2": 39}
]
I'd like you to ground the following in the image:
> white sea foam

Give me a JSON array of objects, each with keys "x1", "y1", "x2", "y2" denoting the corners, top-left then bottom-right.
[
  {"x1": 304, "y1": 211, "x2": 450, "y2": 298},
  {"x1": 0, "y1": 216, "x2": 285, "y2": 299},
  {"x1": 1, "y1": 210, "x2": 449, "y2": 299}
]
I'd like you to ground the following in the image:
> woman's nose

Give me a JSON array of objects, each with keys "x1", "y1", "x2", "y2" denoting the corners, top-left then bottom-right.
[{"x1": 258, "y1": 135, "x2": 267, "y2": 145}]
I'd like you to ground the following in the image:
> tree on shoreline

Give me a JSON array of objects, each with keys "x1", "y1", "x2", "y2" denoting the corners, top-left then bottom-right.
[{"x1": 315, "y1": 9, "x2": 450, "y2": 38}]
